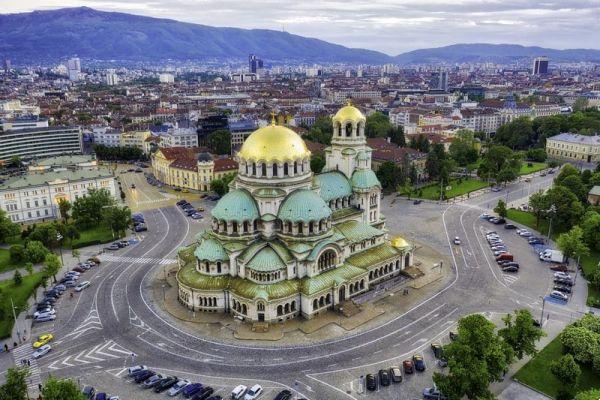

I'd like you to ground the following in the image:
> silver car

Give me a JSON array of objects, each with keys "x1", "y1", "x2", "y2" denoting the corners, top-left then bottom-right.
[{"x1": 32, "y1": 344, "x2": 52, "y2": 359}]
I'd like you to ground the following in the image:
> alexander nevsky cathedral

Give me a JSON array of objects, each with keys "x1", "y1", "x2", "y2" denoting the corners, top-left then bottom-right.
[{"x1": 176, "y1": 104, "x2": 414, "y2": 323}]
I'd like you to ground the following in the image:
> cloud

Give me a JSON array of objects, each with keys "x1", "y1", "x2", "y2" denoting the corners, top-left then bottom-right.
[{"x1": 1, "y1": 0, "x2": 599, "y2": 54}]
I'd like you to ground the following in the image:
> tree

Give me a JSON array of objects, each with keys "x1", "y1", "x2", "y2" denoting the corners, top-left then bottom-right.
[
  {"x1": 72, "y1": 189, "x2": 115, "y2": 228},
  {"x1": 498, "y1": 309, "x2": 545, "y2": 359},
  {"x1": 376, "y1": 161, "x2": 402, "y2": 192},
  {"x1": 433, "y1": 314, "x2": 514, "y2": 400},
  {"x1": 365, "y1": 112, "x2": 391, "y2": 138},
  {"x1": 25, "y1": 262, "x2": 34, "y2": 275},
  {"x1": 576, "y1": 389, "x2": 600, "y2": 400},
  {"x1": 41, "y1": 376, "x2": 85, "y2": 400},
  {"x1": 581, "y1": 211, "x2": 600, "y2": 252},
  {"x1": 43, "y1": 253, "x2": 62, "y2": 283},
  {"x1": 207, "y1": 129, "x2": 231, "y2": 155},
  {"x1": 310, "y1": 154, "x2": 325, "y2": 173},
  {"x1": 9, "y1": 244, "x2": 25, "y2": 263},
  {"x1": 103, "y1": 206, "x2": 132, "y2": 238},
  {"x1": 554, "y1": 163, "x2": 580, "y2": 186},
  {"x1": 23, "y1": 240, "x2": 49, "y2": 263},
  {"x1": 494, "y1": 199, "x2": 507, "y2": 218},
  {"x1": 211, "y1": 178, "x2": 228, "y2": 197},
  {"x1": 544, "y1": 186, "x2": 585, "y2": 229},
  {"x1": 529, "y1": 191, "x2": 549, "y2": 229},
  {"x1": 559, "y1": 174, "x2": 588, "y2": 203},
  {"x1": 389, "y1": 126, "x2": 405, "y2": 147},
  {"x1": 572, "y1": 97, "x2": 590, "y2": 112},
  {"x1": 57, "y1": 199, "x2": 72, "y2": 223},
  {"x1": 478, "y1": 145, "x2": 521, "y2": 184},
  {"x1": 557, "y1": 225, "x2": 589, "y2": 263},
  {"x1": 449, "y1": 130, "x2": 479, "y2": 166},
  {"x1": 0, "y1": 367, "x2": 29, "y2": 400},
  {"x1": 494, "y1": 116, "x2": 534, "y2": 149},
  {"x1": 72, "y1": 249, "x2": 81, "y2": 262},
  {"x1": 13, "y1": 270, "x2": 22, "y2": 285},
  {"x1": 526, "y1": 148, "x2": 547, "y2": 162},
  {"x1": 304, "y1": 116, "x2": 333, "y2": 145},
  {"x1": 0, "y1": 209, "x2": 20, "y2": 244},
  {"x1": 561, "y1": 324, "x2": 598, "y2": 363},
  {"x1": 551, "y1": 354, "x2": 581, "y2": 386}
]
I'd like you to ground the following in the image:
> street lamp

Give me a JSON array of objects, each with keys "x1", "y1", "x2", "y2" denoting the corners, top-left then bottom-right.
[
  {"x1": 56, "y1": 232, "x2": 64, "y2": 266},
  {"x1": 539, "y1": 296, "x2": 546, "y2": 327},
  {"x1": 10, "y1": 297, "x2": 20, "y2": 342},
  {"x1": 546, "y1": 204, "x2": 557, "y2": 242}
]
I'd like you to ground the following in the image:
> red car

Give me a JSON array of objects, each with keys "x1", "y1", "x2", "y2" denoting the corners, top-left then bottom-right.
[
  {"x1": 72, "y1": 267, "x2": 85, "y2": 273},
  {"x1": 403, "y1": 359, "x2": 414, "y2": 374},
  {"x1": 550, "y1": 264, "x2": 571, "y2": 272}
]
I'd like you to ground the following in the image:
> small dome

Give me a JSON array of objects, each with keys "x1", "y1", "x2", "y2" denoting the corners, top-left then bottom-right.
[
  {"x1": 278, "y1": 189, "x2": 332, "y2": 222},
  {"x1": 237, "y1": 123, "x2": 310, "y2": 163},
  {"x1": 391, "y1": 236, "x2": 410, "y2": 249},
  {"x1": 198, "y1": 152, "x2": 213, "y2": 162},
  {"x1": 333, "y1": 103, "x2": 366, "y2": 124},
  {"x1": 351, "y1": 169, "x2": 381, "y2": 190},
  {"x1": 194, "y1": 237, "x2": 228, "y2": 262},
  {"x1": 212, "y1": 189, "x2": 260, "y2": 222}
]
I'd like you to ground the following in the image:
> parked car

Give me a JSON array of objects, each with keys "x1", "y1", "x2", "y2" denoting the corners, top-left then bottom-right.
[
  {"x1": 413, "y1": 354, "x2": 426, "y2": 371},
  {"x1": 273, "y1": 389, "x2": 292, "y2": 400},
  {"x1": 133, "y1": 370, "x2": 155, "y2": 384},
  {"x1": 181, "y1": 382, "x2": 203, "y2": 398},
  {"x1": 403, "y1": 359, "x2": 414, "y2": 374},
  {"x1": 431, "y1": 342, "x2": 443, "y2": 358},
  {"x1": 550, "y1": 291, "x2": 569, "y2": 301},
  {"x1": 496, "y1": 253, "x2": 514, "y2": 262},
  {"x1": 554, "y1": 285, "x2": 572, "y2": 294},
  {"x1": 34, "y1": 314, "x2": 56, "y2": 323},
  {"x1": 168, "y1": 379, "x2": 190, "y2": 396},
  {"x1": 142, "y1": 374, "x2": 164, "y2": 389},
  {"x1": 105, "y1": 243, "x2": 120, "y2": 250},
  {"x1": 554, "y1": 278, "x2": 574, "y2": 286},
  {"x1": 33, "y1": 308, "x2": 54, "y2": 319},
  {"x1": 75, "y1": 281, "x2": 91, "y2": 292},
  {"x1": 96, "y1": 393, "x2": 107, "y2": 400},
  {"x1": 504, "y1": 223, "x2": 517, "y2": 229},
  {"x1": 389, "y1": 365, "x2": 402, "y2": 383},
  {"x1": 195, "y1": 387, "x2": 214, "y2": 400},
  {"x1": 453, "y1": 237, "x2": 461, "y2": 245},
  {"x1": 127, "y1": 365, "x2": 148, "y2": 376},
  {"x1": 231, "y1": 385, "x2": 247, "y2": 399},
  {"x1": 378, "y1": 369, "x2": 391, "y2": 386},
  {"x1": 365, "y1": 374, "x2": 378, "y2": 391},
  {"x1": 244, "y1": 384, "x2": 263, "y2": 400},
  {"x1": 82, "y1": 386, "x2": 96, "y2": 400},
  {"x1": 32, "y1": 344, "x2": 52, "y2": 359},
  {"x1": 191, "y1": 213, "x2": 203, "y2": 219},
  {"x1": 134, "y1": 223, "x2": 148, "y2": 232},
  {"x1": 154, "y1": 376, "x2": 178, "y2": 393},
  {"x1": 501, "y1": 265, "x2": 519, "y2": 273},
  {"x1": 550, "y1": 264, "x2": 571, "y2": 272},
  {"x1": 423, "y1": 386, "x2": 448, "y2": 400}
]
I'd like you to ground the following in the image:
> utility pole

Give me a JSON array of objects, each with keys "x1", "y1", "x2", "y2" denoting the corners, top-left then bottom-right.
[
  {"x1": 10, "y1": 297, "x2": 20, "y2": 342},
  {"x1": 539, "y1": 296, "x2": 546, "y2": 326}
]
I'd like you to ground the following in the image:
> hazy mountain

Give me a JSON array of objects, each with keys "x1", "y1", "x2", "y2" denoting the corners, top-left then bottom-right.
[
  {"x1": 0, "y1": 7, "x2": 599, "y2": 65},
  {"x1": 394, "y1": 43, "x2": 600, "y2": 64},
  {"x1": 0, "y1": 7, "x2": 390, "y2": 64}
]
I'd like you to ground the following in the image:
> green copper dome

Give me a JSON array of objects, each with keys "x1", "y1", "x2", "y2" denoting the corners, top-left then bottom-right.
[
  {"x1": 246, "y1": 246, "x2": 286, "y2": 272},
  {"x1": 351, "y1": 169, "x2": 381, "y2": 190},
  {"x1": 212, "y1": 189, "x2": 260, "y2": 222},
  {"x1": 194, "y1": 237, "x2": 228, "y2": 262},
  {"x1": 278, "y1": 189, "x2": 332, "y2": 222},
  {"x1": 314, "y1": 171, "x2": 352, "y2": 202}
]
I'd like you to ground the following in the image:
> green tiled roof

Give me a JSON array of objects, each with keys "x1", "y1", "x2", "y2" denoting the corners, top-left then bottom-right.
[
  {"x1": 240, "y1": 240, "x2": 294, "y2": 264},
  {"x1": 211, "y1": 189, "x2": 260, "y2": 222},
  {"x1": 342, "y1": 148, "x2": 357, "y2": 155},
  {"x1": 314, "y1": 171, "x2": 352, "y2": 202},
  {"x1": 301, "y1": 264, "x2": 366, "y2": 296},
  {"x1": 0, "y1": 168, "x2": 114, "y2": 190},
  {"x1": 307, "y1": 239, "x2": 342, "y2": 261},
  {"x1": 278, "y1": 189, "x2": 332, "y2": 222},
  {"x1": 261, "y1": 213, "x2": 277, "y2": 222},
  {"x1": 346, "y1": 243, "x2": 401, "y2": 269},
  {"x1": 177, "y1": 262, "x2": 231, "y2": 290},
  {"x1": 288, "y1": 242, "x2": 312, "y2": 254},
  {"x1": 246, "y1": 246, "x2": 286, "y2": 272},
  {"x1": 351, "y1": 169, "x2": 381, "y2": 190},
  {"x1": 332, "y1": 207, "x2": 363, "y2": 220},
  {"x1": 229, "y1": 278, "x2": 300, "y2": 300},
  {"x1": 194, "y1": 237, "x2": 229, "y2": 262},
  {"x1": 334, "y1": 220, "x2": 384, "y2": 243}
]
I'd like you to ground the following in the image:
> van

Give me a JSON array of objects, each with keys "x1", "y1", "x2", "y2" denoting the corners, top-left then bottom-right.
[{"x1": 496, "y1": 253, "x2": 514, "y2": 262}]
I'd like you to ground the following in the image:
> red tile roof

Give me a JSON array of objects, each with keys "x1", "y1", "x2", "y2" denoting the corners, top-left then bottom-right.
[{"x1": 214, "y1": 158, "x2": 238, "y2": 172}]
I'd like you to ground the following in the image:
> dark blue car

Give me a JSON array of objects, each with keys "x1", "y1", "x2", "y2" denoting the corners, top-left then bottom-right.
[{"x1": 182, "y1": 383, "x2": 203, "y2": 398}]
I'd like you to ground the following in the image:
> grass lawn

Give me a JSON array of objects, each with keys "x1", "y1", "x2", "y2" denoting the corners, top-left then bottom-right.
[
  {"x1": 581, "y1": 250, "x2": 600, "y2": 307},
  {"x1": 0, "y1": 248, "x2": 23, "y2": 274},
  {"x1": 69, "y1": 225, "x2": 121, "y2": 248},
  {"x1": 519, "y1": 162, "x2": 548, "y2": 176},
  {"x1": 0, "y1": 271, "x2": 45, "y2": 339},
  {"x1": 406, "y1": 179, "x2": 489, "y2": 200},
  {"x1": 514, "y1": 334, "x2": 600, "y2": 398},
  {"x1": 506, "y1": 209, "x2": 551, "y2": 237}
]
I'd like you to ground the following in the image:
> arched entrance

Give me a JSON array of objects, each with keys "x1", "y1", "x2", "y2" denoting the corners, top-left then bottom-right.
[{"x1": 339, "y1": 285, "x2": 346, "y2": 302}]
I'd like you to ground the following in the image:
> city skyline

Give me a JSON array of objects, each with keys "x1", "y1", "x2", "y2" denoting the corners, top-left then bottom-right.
[{"x1": 2, "y1": 0, "x2": 599, "y2": 55}]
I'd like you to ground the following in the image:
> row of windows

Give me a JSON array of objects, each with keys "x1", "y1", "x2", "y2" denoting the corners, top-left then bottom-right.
[
  {"x1": 241, "y1": 160, "x2": 308, "y2": 178},
  {"x1": 249, "y1": 270, "x2": 282, "y2": 282},
  {"x1": 9, "y1": 208, "x2": 51, "y2": 221}
]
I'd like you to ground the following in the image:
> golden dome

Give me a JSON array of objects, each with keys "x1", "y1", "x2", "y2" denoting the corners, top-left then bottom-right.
[
  {"x1": 237, "y1": 123, "x2": 311, "y2": 163},
  {"x1": 391, "y1": 236, "x2": 410, "y2": 248},
  {"x1": 333, "y1": 103, "x2": 366, "y2": 124}
]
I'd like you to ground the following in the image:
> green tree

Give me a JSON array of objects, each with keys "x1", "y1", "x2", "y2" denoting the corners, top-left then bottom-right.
[
  {"x1": 310, "y1": 154, "x2": 326, "y2": 173},
  {"x1": 433, "y1": 314, "x2": 514, "y2": 400},
  {"x1": 554, "y1": 164, "x2": 580, "y2": 186},
  {"x1": 25, "y1": 262, "x2": 33, "y2": 275},
  {"x1": 0, "y1": 367, "x2": 29, "y2": 400},
  {"x1": 494, "y1": 199, "x2": 508, "y2": 218},
  {"x1": 545, "y1": 186, "x2": 585, "y2": 229},
  {"x1": 365, "y1": 111, "x2": 392, "y2": 138},
  {"x1": 72, "y1": 249, "x2": 81, "y2": 262},
  {"x1": 550, "y1": 354, "x2": 581, "y2": 386},
  {"x1": 9, "y1": 244, "x2": 25, "y2": 263},
  {"x1": 43, "y1": 253, "x2": 62, "y2": 283},
  {"x1": 210, "y1": 178, "x2": 228, "y2": 197},
  {"x1": 526, "y1": 148, "x2": 548, "y2": 162},
  {"x1": 41, "y1": 376, "x2": 85, "y2": 400},
  {"x1": 559, "y1": 174, "x2": 588, "y2": 203},
  {"x1": 572, "y1": 97, "x2": 590, "y2": 112},
  {"x1": 498, "y1": 309, "x2": 545, "y2": 359},
  {"x1": 478, "y1": 145, "x2": 521, "y2": 184},
  {"x1": 72, "y1": 189, "x2": 115, "y2": 228},
  {"x1": 103, "y1": 206, "x2": 132, "y2": 238},
  {"x1": 494, "y1": 116, "x2": 534, "y2": 149},
  {"x1": 449, "y1": 130, "x2": 479, "y2": 166},
  {"x1": 57, "y1": 199, "x2": 72, "y2": 223},
  {"x1": 0, "y1": 209, "x2": 20, "y2": 244},
  {"x1": 528, "y1": 191, "x2": 549, "y2": 229},
  {"x1": 561, "y1": 324, "x2": 598, "y2": 363},
  {"x1": 13, "y1": 270, "x2": 22, "y2": 285},
  {"x1": 576, "y1": 389, "x2": 600, "y2": 400},
  {"x1": 376, "y1": 161, "x2": 402, "y2": 192},
  {"x1": 581, "y1": 211, "x2": 600, "y2": 252},
  {"x1": 24, "y1": 240, "x2": 49, "y2": 263},
  {"x1": 389, "y1": 126, "x2": 406, "y2": 147},
  {"x1": 304, "y1": 116, "x2": 333, "y2": 145},
  {"x1": 207, "y1": 129, "x2": 231, "y2": 155},
  {"x1": 556, "y1": 225, "x2": 589, "y2": 264}
]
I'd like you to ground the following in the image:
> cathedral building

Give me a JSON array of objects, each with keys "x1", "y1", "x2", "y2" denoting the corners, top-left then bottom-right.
[{"x1": 176, "y1": 104, "x2": 414, "y2": 323}]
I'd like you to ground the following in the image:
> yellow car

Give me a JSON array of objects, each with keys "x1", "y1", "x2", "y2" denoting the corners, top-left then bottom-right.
[
  {"x1": 33, "y1": 334, "x2": 54, "y2": 349},
  {"x1": 182, "y1": 189, "x2": 190, "y2": 193}
]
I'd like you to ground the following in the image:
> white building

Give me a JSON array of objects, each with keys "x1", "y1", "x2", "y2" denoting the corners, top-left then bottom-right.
[
  {"x1": 0, "y1": 100, "x2": 40, "y2": 119},
  {"x1": 161, "y1": 127, "x2": 198, "y2": 148},
  {"x1": 0, "y1": 168, "x2": 117, "y2": 223},
  {"x1": 159, "y1": 73, "x2": 175, "y2": 84},
  {"x1": 92, "y1": 127, "x2": 121, "y2": 147},
  {"x1": 106, "y1": 71, "x2": 119, "y2": 86},
  {"x1": 67, "y1": 58, "x2": 81, "y2": 81}
]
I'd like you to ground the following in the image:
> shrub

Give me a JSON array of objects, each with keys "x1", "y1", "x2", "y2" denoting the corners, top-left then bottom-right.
[{"x1": 9, "y1": 244, "x2": 25, "y2": 262}]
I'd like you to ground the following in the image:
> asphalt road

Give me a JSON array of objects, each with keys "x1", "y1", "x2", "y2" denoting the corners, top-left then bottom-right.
[{"x1": 17, "y1": 171, "x2": 587, "y2": 400}]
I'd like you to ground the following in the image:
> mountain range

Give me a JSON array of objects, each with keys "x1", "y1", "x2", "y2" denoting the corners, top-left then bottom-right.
[{"x1": 1, "y1": 7, "x2": 599, "y2": 65}]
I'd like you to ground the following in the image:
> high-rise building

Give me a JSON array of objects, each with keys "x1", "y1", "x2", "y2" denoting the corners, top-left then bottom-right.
[
  {"x1": 438, "y1": 71, "x2": 448, "y2": 91},
  {"x1": 67, "y1": 57, "x2": 81, "y2": 81},
  {"x1": 3, "y1": 59, "x2": 11, "y2": 74},
  {"x1": 532, "y1": 56, "x2": 549, "y2": 75},
  {"x1": 248, "y1": 54, "x2": 263, "y2": 74},
  {"x1": 106, "y1": 71, "x2": 119, "y2": 86},
  {"x1": 159, "y1": 73, "x2": 175, "y2": 83}
]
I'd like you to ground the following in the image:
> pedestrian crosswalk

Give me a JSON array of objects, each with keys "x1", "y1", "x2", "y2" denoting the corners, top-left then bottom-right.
[
  {"x1": 99, "y1": 254, "x2": 176, "y2": 265},
  {"x1": 12, "y1": 344, "x2": 42, "y2": 391},
  {"x1": 503, "y1": 274, "x2": 518, "y2": 285},
  {"x1": 47, "y1": 340, "x2": 133, "y2": 371}
]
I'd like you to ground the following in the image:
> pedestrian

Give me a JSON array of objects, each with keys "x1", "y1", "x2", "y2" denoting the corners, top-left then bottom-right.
[
  {"x1": 38, "y1": 383, "x2": 42, "y2": 392},
  {"x1": 27, "y1": 359, "x2": 31, "y2": 367},
  {"x1": 4, "y1": 343, "x2": 8, "y2": 352},
  {"x1": 13, "y1": 342, "x2": 17, "y2": 348}
]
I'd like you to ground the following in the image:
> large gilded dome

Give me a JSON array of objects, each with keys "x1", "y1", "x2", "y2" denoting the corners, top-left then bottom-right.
[
  {"x1": 237, "y1": 123, "x2": 311, "y2": 163},
  {"x1": 333, "y1": 104, "x2": 366, "y2": 124}
]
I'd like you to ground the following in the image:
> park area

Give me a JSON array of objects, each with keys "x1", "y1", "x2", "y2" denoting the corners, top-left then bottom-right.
[
  {"x1": 519, "y1": 162, "x2": 548, "y2": 175},
  {"x1": 404, "y1": 178, "x2": 489, "y2": 200},
  {"x1": 0, "y1": 272, "x2": 45, "y2": 339}
]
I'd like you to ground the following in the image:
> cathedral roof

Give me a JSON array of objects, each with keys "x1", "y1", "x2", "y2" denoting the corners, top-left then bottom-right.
[
  {"x1": 246, "y1": 246, "x2": 286, "y2": 272},
  {"x1": 351, "y1": 169, "x2": 381, "y2": 190},
  {"x1": 236, "y1": 122, "x2": 311, "y2": 163},
  {"x1": 314, "y1": 171, "x2": 352, "y2": 202},
  {"x1": 332, "y1": 104, "x2": 366, "y2": 124},
  {"x1": 211, "y1": 189, "x2": 260, "y2": 222},
  {"x1": 334, "y1": 220, "x2": 385, "y2": 244},
  {"x1": 194, "y1": 237, "x2": 228, "y2": 262},
  {"x1": 278, "y1": 189, "x2": 332, "y2": 222}
]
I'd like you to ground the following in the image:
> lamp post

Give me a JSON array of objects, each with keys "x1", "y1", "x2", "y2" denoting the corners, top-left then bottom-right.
[
  {"x1": 10, "y1": 297, "x2": 20, "y2": 342},
  {"x1": 539, "y1": 296, "x2": 546, "y2": 326},
  {"x1": 546, "y1": 204, "x2": 557, "y2": 242},
  {"x1": 56, "y1": 233, "x2": 64, "y2": 266}
]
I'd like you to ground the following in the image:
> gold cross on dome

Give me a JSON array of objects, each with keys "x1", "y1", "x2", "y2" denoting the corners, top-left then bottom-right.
[
  {"x1": 346, "y1": 99, "x2": 352, "y2": 106},
  {"x1": 270, "y1": 111, "x2": 277, "y2": 125}
]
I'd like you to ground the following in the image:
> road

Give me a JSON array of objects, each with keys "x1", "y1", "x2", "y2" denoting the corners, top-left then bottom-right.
[{"x1": 8, "y1": 170, "x2": 587, "y2": 400}]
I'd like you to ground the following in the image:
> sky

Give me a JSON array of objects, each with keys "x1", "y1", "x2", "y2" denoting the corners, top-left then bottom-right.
[{"x1": 3, "y1": 0, "x2": 600, "y2": 54}]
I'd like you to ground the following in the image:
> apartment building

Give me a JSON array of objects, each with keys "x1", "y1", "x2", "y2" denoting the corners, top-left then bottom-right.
[{"x1": 546, "y1": 133, "x2": 600, "y2": 164}]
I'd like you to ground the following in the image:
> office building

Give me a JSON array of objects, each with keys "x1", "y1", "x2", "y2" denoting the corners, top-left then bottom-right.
[
  {"x1": 159, "y1": 73, "x2": 175, "y2": 83},
  {"x1": 106, "y1": 71, "x2": 119, "y2": 86},
  {"x1": 197, "y1": 113, "x2": 229, "y2": 146},
  {"x1": 249, "y1": 54, "x2": 263, "y2": 74},
  {"x1": 438, "y1": 71, "x2": 448, "y2": 91},
  {"x1": 3, "y1": 59, "x2": 11, "y2": 74},
  {"x1": 0, "y1": 118, "x2": 82, "y2": 163},
  {"x1": 532, "y1": 56, "x2": 549, "y2": 75},
  {"x1": 67, "y1": 57, "x2": 81, "y2": 81}
]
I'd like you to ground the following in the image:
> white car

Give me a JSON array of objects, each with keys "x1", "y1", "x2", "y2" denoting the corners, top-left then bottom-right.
[
  {"x1": 32, "y1": 344, "x2": 52, "y2": 359},
  {"x1": 232, "y1": 384, "x2": 248, "y2": 399},
  {"x1": 550, "y1": 291, "x2": 568, "y2": 301},
  {"x1": 108, "y1": 397, "x2": 119, "y2": 400},
  {"x1": 453, "y1": 237, "x2": 461, "y2": 245},
  {"x1": 75, "y1": 281, "x2": 91, "y2": 292},
  {"x1": 168, "y1": 379, "x2": 190, "y2": 396},
  {"x1": 33, "y1": 308, "x2": 55, "y2": 318},
  {"x1": 554, "y1": 272, "x2": 571, "y2": 279},
  {"x1": 244, "y1": 384, "x2": 263, "y2": 400},
  {"x1": 127, "y1": 365, "x2": 148, "y2": 376}
]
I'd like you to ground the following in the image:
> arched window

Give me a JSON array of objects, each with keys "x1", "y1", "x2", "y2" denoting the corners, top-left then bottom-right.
[
  {"x1": 242, "y1": 304, "x2": 247, "y2": 315},
  {"x1": 272, "y1": 163, "x2": 278, "y2": 177},
  {"x1": 245, "y1": 163, "x2": 249, "y2": 175},
  {"x1": 294, "y1": 161, "x2": 298, "y2": 174},
  {"x1": 205, "y1": 262, "x2": 210, "y2": 273},
  {"x1": 326, "y1": 293, "x2": 331, "y2": 304},
  {"x1": 253, "y1": 220, "x2": 258, "y2": 231},
  {"x1": 405, "y1": 253, "x2": 410, "y2": 267},
  {"x1": 313, "y1": 299, "x2": 318, "y2": 310},
  {"x1": 277, "y1": 305, "x2": 283, "y2": 316},
  {"x1": 284, "y1": 303, "x2": 290, "y2": 314},
  {"x1": 287, "y1": 221, "x2": 293, "y2": 233},
  {"x1": 309, "y1": 222, "x2": 314, "y2": 234},
  {"x1": 298, "y1": 223, "x2": 303, "y2": 234},
  {"x1": 261, "y1": 163, "x2": 267, "y2": 177},
  {"x1": 291, "y1": 300, "x2": 296, "y2": 311},
  {"x1": 284, "y1": 163, "x2": 289, "y2": 176},
  {"x1": 217, "y1": 262, "x2": 222, "y2": 273},
  {"x1": 319, "y1": 297, "x2": 325, "y2": 307},
  {"x1": 345, "y1": 123, "x2": 353, "y2": 137},
  {"x1": 243, "y1": 221, "x2": 249, "y2": 233},
  {"x1": 252, "y1": 163, "x2": 257, "y2": 176},
  {"x1": 257, "y1": 302, "x2": 265, "y2": 311},
  {"x1": 317, "y1": 249, "x2": 337, "y2": 271}
]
